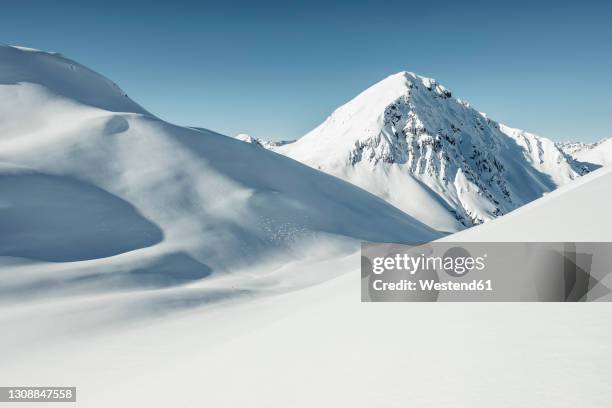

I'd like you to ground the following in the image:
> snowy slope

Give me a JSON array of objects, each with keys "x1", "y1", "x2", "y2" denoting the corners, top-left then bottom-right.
[
  {"x1": 0, "y1": 45, "x2": 439, "y2": 301},
  {"x1": 271, "y1": 72, "x2": 582, "y2": 232},
  {"x1": 446, "y1": 166, "x2": 612, "y2": 242},
  {"x1": 0, "y1": 45, "x2": 149, "y2": 114},
  {"x1": 1, "y1": 45, "x2": 612, "y2": 408},
  {"x1": 2, "y1": 168, "x2": 612, "y2": 408}
]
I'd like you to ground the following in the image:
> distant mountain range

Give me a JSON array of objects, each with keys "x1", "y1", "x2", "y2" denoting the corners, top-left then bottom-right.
[{"x1": 557, "y1": 138, "x2": 612, "y2": 169}]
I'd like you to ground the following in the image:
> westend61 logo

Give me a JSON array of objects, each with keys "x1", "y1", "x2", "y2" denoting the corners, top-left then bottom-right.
[{"x1": 361, "y1": 242, "x2": 612, "y2": 302}]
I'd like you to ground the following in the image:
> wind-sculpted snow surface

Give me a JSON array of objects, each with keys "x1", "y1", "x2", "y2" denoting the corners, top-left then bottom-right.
[
  {"x1": 273, "y1": 72, "x2": 583, "y2": 232},
  {"x1": 0, "y1": 167, "x2": 163, "y2": 261},
  {"x1": 2, "y1": 168, "x2": 612, "y2": 408},
  {"x1": 0, "y1": 45, "x2": 438, "y2": 303}
]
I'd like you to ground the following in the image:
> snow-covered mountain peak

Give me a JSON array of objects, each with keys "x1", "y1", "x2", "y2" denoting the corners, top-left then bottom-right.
[
  {"x1": 235, "y1": 133, "x2": 260, "y2": 144},
  {"x1": 372, "y1": 71, "x2": 453, "y2": 98},
  {"x1": 274, "y1": 71, "x2": 583, "y2": 231},
  {"x1": 235, "y1": 133, "x2": 294, "y2": 149},
  {"x1": 275, "y1": 71, "x2": 465, "y2": 167}
]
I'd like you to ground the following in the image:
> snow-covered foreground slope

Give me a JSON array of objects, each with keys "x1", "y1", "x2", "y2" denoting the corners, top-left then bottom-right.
[
  {"x1": 2, "y1": 168, "x2": 612, "y2": 407},
  {"x1": 0, "y1": 45, "x2": 440, "y2": 303},
  {"x1": 446, "y1": 166, "x2": 612, "y2": 242},
  {"x1": 269, "y1": 72, "x2": 582, "y2": 232}
]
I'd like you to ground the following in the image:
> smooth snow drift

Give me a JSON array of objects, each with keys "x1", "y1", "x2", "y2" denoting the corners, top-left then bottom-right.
[
  {"x1": 2, "y1": 167, "x2": 612, "y2": 408},
  {"x1": 0, "y1": 45, "x2": 438, "y2": 288},
  {"x1": 0, "y1": 169, "x2": 163, "y2": 261},
  {"x1": 0, "y1": 45, "x2": 149, "y2": 114}
]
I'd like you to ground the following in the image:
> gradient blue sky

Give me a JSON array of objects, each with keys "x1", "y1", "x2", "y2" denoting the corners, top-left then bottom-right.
[{"x1": 2, "y1": 0, "x2": 610, "y2": 142}]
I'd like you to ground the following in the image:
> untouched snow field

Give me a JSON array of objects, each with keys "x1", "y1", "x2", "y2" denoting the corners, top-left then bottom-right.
[
  {"x1": 2, "y1": 168, "x2": 612, "y2": 407},
  {"x1": 1, "y1": 45, "x2": 612, "y2": 407}
]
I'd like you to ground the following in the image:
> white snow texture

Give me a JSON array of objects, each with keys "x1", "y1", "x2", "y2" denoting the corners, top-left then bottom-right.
[{"x1": 1, "y1": 45, "x2": 612, "y2": 408}]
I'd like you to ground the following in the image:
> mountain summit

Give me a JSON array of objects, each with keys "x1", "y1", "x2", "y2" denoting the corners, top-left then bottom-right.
[{"x1": 269, "y1": 71, "x2": 584, "y2": 232}]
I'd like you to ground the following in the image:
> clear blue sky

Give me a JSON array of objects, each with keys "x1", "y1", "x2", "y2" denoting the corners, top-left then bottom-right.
[{"x1": 2, "y1": 0, "x2": 610, "y2": 142}]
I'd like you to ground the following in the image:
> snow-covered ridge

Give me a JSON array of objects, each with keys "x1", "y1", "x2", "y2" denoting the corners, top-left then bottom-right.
[
  {"x1": 235, "y1": 133, "x2": 294, "y2": 149},
  {"x1": 0, "y1": 45, "x2": 439, "y2": 297},
  {"x1": 557, "y1": 138, "x2": 612, "y2": 168},
  {"x1": 262, "y1": 71, "x2": 585, "y2": 232},
  {"x1": 0, "y1": 44, "x2": 149, "y2": 115},
  {"x1": 556, "y1": 139, "x2": 607, "y2": 156}
]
